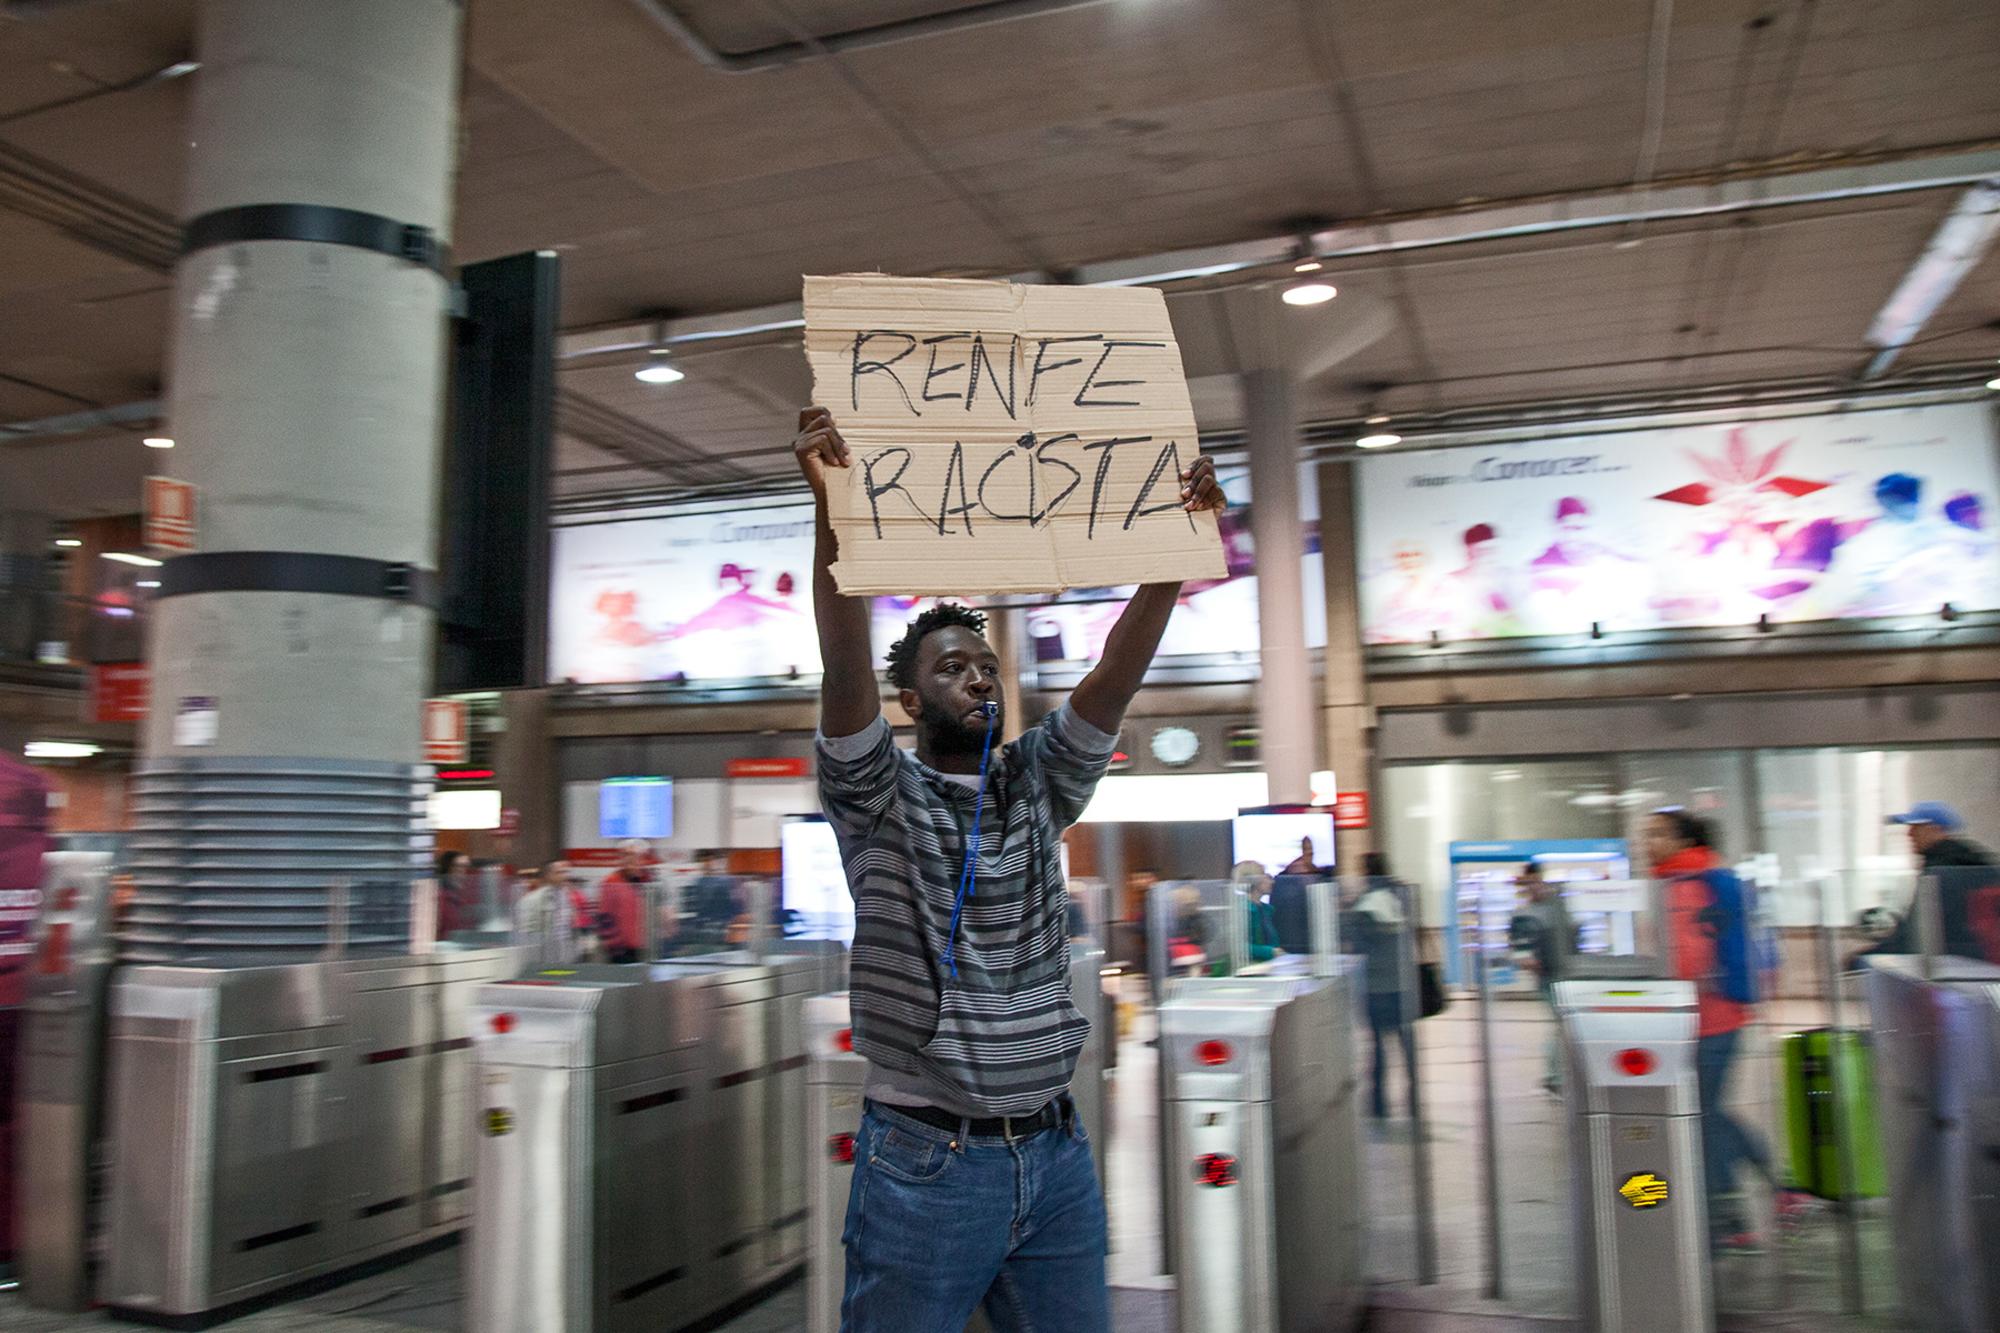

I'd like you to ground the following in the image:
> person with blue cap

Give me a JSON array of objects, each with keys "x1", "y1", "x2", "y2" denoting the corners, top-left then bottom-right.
[{"x1": 1866, "y1": 801, "x2": 1998, "y2": 964}]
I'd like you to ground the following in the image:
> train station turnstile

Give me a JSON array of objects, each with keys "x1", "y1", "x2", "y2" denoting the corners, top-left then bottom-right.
[
  {"x1": 1864, "y1": 953, "x2": 2000, "y2": 1333},
  {"x1": 95, "y1": 947, "x2": 520, "y2": 1320},
  {"x1": 466, "y1": 953, "x2": 820, "y2": 1333},
  {"x1": 1157, "y1": 962, "x2": 1365, "y2": 1333},
  {"x1": 1552, "y1": 977, "x2": 1711, "y2": 1333},
  {"x1": 804, "y1": 945, "x2": 1112, "y2": 1333}
]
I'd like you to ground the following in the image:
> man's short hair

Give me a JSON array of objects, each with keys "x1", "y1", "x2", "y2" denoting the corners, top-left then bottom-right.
[{"x1": 885, "y1": 602, "x2": 988, "y2": 690}]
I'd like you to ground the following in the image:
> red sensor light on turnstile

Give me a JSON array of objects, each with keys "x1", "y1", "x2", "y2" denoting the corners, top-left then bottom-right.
[
  {"x1": 829, "y1": 1133, "x2": 856, "y2": 1164},
  {"x1": 491, "y1": 1012, "x2": 515, "y2": 1035},
  {"x1": 1193, "y1": 1039, "x2": 1233, "y2": 1067},
  {"x1": 1616, "y1": 1048, "x2": 1656, "y2": 1077},
  {"x1": 835, "y1": 1028, "x2": 854, "y2": 1053},
  {"x1": 1194, "y1": 1152, "x2": 1239, "y2": 1187}
]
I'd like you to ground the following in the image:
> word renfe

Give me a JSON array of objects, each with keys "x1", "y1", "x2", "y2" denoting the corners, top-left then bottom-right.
[{"x1": 804, "y1": 274, "x2": 1225, "y2": 597}]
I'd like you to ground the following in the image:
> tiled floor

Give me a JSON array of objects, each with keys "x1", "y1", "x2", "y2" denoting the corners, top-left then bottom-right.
[{"x1": 0, "y1": 989, "x2": 1913, "y2": 1331}]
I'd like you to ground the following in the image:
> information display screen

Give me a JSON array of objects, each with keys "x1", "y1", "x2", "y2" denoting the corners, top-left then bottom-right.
[
  {"x1": 599, "y1": 777, "x2": 673, "y2": 840},
  {"x1": 1232, "y1": 810, "x2": 1336, "y2": 877},
  {"x1": 781, "y1": 817, "x2": 853, "y2": 942}
]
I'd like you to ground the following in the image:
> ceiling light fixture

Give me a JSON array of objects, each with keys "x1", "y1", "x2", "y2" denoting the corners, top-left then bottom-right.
[
  {"x1": 1355, "y1": 432, "x2": 1403, "y2": 449},
  {"x1": 1282, "y1": 281, "x2": 1337, "y2": 306},
  {"x1": 26, "y1": 740, "x2": 101, "y2": 760},
  {"x1": 136, "y1": 579, "x2": 161, "y2": 589},
  {"x1": 53, "y1": 537, "x2": 82, "y2": 548},
  {"x1": 143, "y1": 436, "x2": 174, "y2": 449},
  {"x1": 1987, "y1": 375, "x2": 2000, "y2": 391},
  {"x1": 634, "y1": 352, "x2": 684, "y2": 385},
  {"x1": 634, "y1": 317, "x2": 686, "y2": 384},
  {"x1": 1293, "y1": 259, "x2": 1323, "y2": 273},
  {"x1": 101, "y1": 551, "x2": 163, "y2": 568},
  {"x1": 1365, "y1": 413, "x2": 1391, "y2": 425}
]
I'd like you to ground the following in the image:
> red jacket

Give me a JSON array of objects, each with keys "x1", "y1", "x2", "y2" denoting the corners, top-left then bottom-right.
[
  {"x1": 596, "y1": 870, "x2": 649, "y2": 956},
  {"x1": 1659, "y1": 847, "x2": 1751, "y2": 1038}
]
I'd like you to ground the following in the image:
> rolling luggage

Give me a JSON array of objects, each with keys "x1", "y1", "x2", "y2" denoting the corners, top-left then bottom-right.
[{"x1": 1780, "y1": 1027, "x2": 1886, "y2": 1199}]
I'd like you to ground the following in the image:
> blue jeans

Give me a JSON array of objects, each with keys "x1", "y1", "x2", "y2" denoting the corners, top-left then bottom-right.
[
  {"x1": 841, "y1": 1098, "x2": 1108, "y2": 1333},
  {"x1": 1695, "y1": 1028, "x2": 1771, "y2": 1234}
]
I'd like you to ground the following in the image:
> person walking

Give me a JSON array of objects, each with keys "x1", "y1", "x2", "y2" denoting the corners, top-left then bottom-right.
[
  {"x1": 1348, "y1": 853, "x2": 1416, "y2": 1120},
  {"x1": 434, "y1": 850, "x2": 474, "y2": 940},
  {"x1": 511, "y1": 865, "x2": 573, "y2": 969},
  {"x1": 1645, "y1": 808, "x2": 1805, "y2": 1252},
  {"x1": 596, "y1": 840, "x2": 654, "y2": 964},
  {"x1": 1875, "y1": 802, "x2": 1999, "y2": 963},
  {"x1": 795, "y1": 405, "x2": 1226, "y2": 1333},
  {"x1": 1510, "y1": 863, "x2": 1574, "y2": 1094}
]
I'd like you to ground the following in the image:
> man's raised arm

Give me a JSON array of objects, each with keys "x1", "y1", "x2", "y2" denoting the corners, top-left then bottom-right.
[
  {"x1": 1069, "y1": 455, "x2": 1229, "y2": 736},
  {"x1": 795, "y1": 407, "x2": 880, "y2": 738}
]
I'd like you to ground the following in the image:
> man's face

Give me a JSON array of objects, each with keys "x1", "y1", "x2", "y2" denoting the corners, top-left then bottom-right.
[
  {"x1": 902, "y1": 624, "x2": 1003, "y2": 756},
  {"x1": 549, "y1": 861, "x2": 571, "y2": 884},
  {"x1": 1906, "y1": 822, "x2": 1945, "y2": 855},
  {"x1": 621, "y1": 848, "x2": 647, "y2": 874}
]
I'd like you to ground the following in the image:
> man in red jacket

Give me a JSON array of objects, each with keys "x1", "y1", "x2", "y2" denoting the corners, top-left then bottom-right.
[{"x1": 596, "y1": 840, "x2": 653, "y2": 964}]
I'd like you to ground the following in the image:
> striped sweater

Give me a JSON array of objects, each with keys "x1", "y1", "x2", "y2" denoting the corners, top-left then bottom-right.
[{"x1": 817, "y1": 705, "x2": 1116, "y2": 1116}]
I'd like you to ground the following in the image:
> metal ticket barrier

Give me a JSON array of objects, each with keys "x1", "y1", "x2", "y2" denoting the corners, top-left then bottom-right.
[
  {"x1": 466, "y1": 952, "x2": 821, "y2": 1333},
  {"x1": 96, "y1": 947, "x2": 520, "y2": 1320},
  {"x1": 1157, "y1": 961, "x2": 1365, "y2": 1333},
  {"x1": 14, "y1": 852, "x2": 115, "y2": 1311},
  {"x1": 1551, "y1": 977, "x2": 1711, "y2": 1333},
  {"x1": 1864, "y1": 952, "x2": 2000, "y2": 1333},
  {"x1": 804, "y1": 944, "x2": 1112, "y2": 1333}
]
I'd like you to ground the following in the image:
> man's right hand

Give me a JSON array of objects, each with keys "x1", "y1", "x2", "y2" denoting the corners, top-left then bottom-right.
[{"x1": 794, "y1": 406, "x2": 851, "y2": 505}]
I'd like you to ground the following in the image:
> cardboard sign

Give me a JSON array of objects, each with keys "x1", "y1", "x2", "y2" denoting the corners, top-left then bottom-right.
[
  {"x1": 423, "y1": 699, "x2": 470, "y2": 765},
  {"x1": 804, "y1": 275, "x2": 1225, "y2": 595},
  {"x1": 144, "y1": 476, "x2": 198, "y2": 553}
]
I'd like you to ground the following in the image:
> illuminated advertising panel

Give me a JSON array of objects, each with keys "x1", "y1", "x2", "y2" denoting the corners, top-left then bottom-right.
[{"x1": 1356, "y1": 403, "x2": 2000, "y2": 643}]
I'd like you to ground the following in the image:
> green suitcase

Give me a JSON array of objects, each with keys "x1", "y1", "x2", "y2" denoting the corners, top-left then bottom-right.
[{"x1": 1780, "y1": 1028, "x2": 1886, "y2": 1200}]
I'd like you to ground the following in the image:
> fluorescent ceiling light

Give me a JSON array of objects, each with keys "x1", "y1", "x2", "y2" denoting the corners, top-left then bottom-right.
[
  {"x1": 136, "y1": 580, "x2": 161, "y2": 588},
  {"x1": 53, "y1": 537, "x2": 82, "y2": 548},
  {"x1": 143, "y1": 436, "x2": 174, "y2": 449},
  {"x1": 1365, "y1": 413, "x2": 1391, "y2": 425},
  {"x1": 26, "y1": 740, "x2": 101, "y2": 760},
  {"x1": 1988, "y1": 376, "x2": 2000, "y2": 391},
  {"x1": 1293, "y1": 259, "x2": 1323, "y2": 273},
  {"x1": 1281, "y1": 281, "x2": 1337, "y2": 306},
  {"x1": 102, "y1": 551, "x2": 163, "y2": 567},
  {"x1": 1356, "y1": 432, "x2": 1403, "y2": 449}
]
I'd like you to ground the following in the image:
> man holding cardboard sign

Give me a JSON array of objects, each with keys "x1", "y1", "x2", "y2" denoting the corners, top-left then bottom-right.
[{"x1": 798, "y1": 274, "x2": 1226, "y2": 1333}]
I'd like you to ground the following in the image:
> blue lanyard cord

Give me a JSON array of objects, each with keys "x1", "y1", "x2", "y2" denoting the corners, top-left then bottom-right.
[{"x1": 940, "y1": 712, "x2": 999, "y2": 981}]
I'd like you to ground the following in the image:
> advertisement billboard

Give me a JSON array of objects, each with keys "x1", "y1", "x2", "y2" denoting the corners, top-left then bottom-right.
[
  {"x1": 549, "y1": 462, "x2": 1325, "y2": 682},
  {"x1": 1356, "y1": 403, "x2": 2000, "y2": 644}
]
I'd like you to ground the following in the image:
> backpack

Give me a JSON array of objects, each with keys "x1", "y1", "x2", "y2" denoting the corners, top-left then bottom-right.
[{"x1": 1693, "y1": 869, "x2": 1759, "y2": 1005}]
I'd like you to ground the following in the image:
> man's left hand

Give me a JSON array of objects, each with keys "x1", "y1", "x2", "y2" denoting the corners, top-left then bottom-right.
[{"x1": 1180, "y1": 456, "x2": 1227, "y2": 512}]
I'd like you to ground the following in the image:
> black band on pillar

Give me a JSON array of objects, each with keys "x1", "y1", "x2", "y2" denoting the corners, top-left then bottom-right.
[
  {"x1": 156, "y1": 551, "x2": 441, "y2": 609},
  {"x1": 182, "y1": 203, "x2": 450, "y2": 275}
]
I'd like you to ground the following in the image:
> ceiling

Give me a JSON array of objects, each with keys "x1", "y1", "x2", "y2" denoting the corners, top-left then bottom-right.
[{"x1": 2, "y1": 0, "x2": 1998, "y2": 515}]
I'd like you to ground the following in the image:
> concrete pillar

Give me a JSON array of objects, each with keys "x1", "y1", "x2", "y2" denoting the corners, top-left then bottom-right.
[
  {"x1": 1242, "y1": 369, "x2": 1315, "y2": 804},
  {"x1": 1317, "y1": 459, "x2": 1376, "y2": 867},
  {"x1": 130, "y1": 0, "x2": 463, "y2": 961},
  {"x1": 493, "y1": 689, "x2": 556, "y2": 866}
]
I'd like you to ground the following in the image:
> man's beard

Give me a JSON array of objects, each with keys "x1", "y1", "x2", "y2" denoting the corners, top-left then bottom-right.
[{"x1": 919, "y1": 703, "x2": 995, "y2": 757}]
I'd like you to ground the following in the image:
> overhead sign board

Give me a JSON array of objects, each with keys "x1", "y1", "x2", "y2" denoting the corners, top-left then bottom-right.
[{"x1": 804, "y1": 274, "x2": 1225, "y2": 596}]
